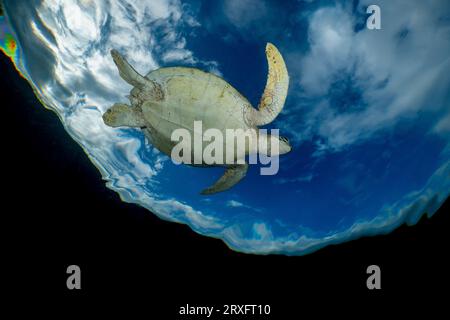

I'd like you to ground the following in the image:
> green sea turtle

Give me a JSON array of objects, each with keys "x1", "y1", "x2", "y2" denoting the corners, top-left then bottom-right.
[{"x1": 103, "y1": 43, "x2": 291, "y2": 194}]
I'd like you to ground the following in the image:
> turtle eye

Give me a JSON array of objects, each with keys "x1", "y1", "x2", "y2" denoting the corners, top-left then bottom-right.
[{"x1": 280, "y1": 136, "x2": 289, "y2": 144}]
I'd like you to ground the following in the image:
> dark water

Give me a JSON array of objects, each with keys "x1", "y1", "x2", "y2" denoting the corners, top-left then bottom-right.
[{"x1": 1, "y1": 52, "x2": 448, "y2": 309}]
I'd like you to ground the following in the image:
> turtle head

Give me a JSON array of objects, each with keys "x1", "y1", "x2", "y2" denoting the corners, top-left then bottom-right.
[
  {"x1": 258, "y1": 133, "x2": 292, "y2": 156},
  {"x1": 278, "y1": 136, "x2": 292, "y2": 155},
  {"x1": 103, "y1": 103, "x2": 145, "y2": 128},
  {"x1": 127, "y1": 87, "x2": 142, "y2": 107}
]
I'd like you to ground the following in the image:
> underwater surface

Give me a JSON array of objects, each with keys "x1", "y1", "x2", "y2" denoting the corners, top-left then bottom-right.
[{"x1": 1, "y1": 0, "x2": 449, "y2": 255}]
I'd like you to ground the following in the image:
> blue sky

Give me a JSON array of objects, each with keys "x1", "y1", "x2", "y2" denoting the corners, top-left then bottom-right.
[{"x1": 1, "y1": 0, "x2": 449, "y2": 254}]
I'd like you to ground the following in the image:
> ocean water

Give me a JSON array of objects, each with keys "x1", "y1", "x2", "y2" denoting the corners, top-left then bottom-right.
[{"x1": 1, "y1": 0, "x2": 449, "y2": 255}]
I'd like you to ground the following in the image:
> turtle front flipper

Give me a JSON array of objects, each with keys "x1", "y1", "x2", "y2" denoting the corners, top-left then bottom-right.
[
  {"x1": 111, "y1": 49, "x2": 162, "y2": 97},
  {"x1": 245, "y1": 43, "x2": 289, "y2": 126},
  {"x1": 200, "y1": 164, "x2": 248, "y2": 195}
]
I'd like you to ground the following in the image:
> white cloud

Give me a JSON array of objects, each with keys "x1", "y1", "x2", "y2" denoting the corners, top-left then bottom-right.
[
  {"x1": 227, "y1": 200, "x2": 245, "y2": 207},
  {"x1": 223, "y1": 0, "x2": 268, "y2": 29},
  {"x1": 154, "y1": 198, "x2": 224, "y2": 231},
  {"x1": 226, "y1": 199, "x2": 262, "y2": 212},
  {"x1": 300, "y1": 6, "x2": 354, "y2": 95},
  {"x1": 286, "y1": 0, "x2": 450, "y2": 152}
]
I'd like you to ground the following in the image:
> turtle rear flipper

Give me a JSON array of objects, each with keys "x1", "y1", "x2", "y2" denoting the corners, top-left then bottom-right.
[{"x1": 201, "y1": 164, "x2": 248, "y2": 195}]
